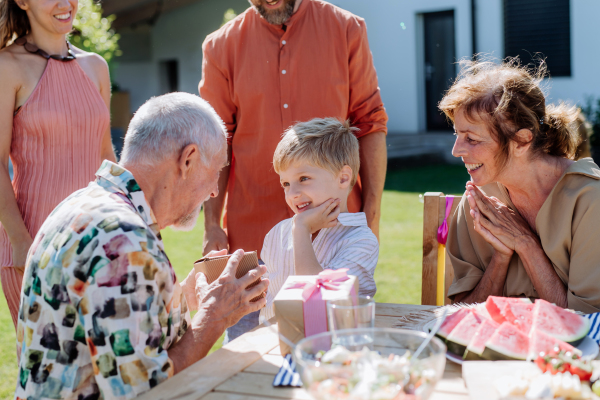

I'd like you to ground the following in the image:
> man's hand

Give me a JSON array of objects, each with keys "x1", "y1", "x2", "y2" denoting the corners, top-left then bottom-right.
[
  {"x1": 203, "y1": 225, "x2": 229, "y2": 256},
  {"x1": 363, "y1": 203, "x2": 380, "y2": 239},
  {"x1": 196, "y1": 249, "x2": 268, "y2": 329},
  {"x1": 181, "y1": 249, "x2": 227, "y2": 311},
  {"x1": 358, "y1": 131, "x2": 386, "y2": 242},
  {"x1": 294, "y1": 199, "x2": 341, "y2": 235}
]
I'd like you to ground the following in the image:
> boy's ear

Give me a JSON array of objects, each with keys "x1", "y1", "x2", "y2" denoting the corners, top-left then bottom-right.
[{"x1": 339, "y1": 165, "x2": 352, "y2": 189}]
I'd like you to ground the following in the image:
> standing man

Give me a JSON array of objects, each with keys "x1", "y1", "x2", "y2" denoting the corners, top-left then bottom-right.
[{"x1": 199, "y1": 0, "x2": 387, "y2": 340}]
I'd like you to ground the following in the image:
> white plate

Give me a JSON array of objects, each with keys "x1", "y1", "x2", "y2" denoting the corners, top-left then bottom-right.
[{"x1": 423, "y1": 319, "x2": 599, "y2": 365}]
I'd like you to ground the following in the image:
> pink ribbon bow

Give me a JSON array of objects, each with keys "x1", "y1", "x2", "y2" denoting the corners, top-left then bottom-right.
[
  {"x1": 285, "y1": 268, "x2": 351, "y2": 337},
  {"x1": 437, "y1": 195, "x2": 454, "y2": 245}
]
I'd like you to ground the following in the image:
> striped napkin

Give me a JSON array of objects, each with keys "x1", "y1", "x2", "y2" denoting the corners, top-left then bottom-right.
[
  {"x1": 273, "y1": 354, "x2": 303, "y2": 387},
  {"x1": 585, "y1": 313, "x2": 600, "y2": 344}
]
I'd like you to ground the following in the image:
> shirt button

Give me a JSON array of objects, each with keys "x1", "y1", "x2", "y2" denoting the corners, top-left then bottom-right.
[
  {"x1": 282, "y1": 70, "x2": 287, "y2": 74},
  {"x1": 282, "y1": 40, "x2": 287, "y2": 45},
  {"x1": 283, "y1": 104, "x2": 289, "y2": 108}
]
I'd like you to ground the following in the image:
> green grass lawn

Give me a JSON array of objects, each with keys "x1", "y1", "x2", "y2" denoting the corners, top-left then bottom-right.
[{"x1": 0, "y1": 163, "x2": 468, "y2": 399}]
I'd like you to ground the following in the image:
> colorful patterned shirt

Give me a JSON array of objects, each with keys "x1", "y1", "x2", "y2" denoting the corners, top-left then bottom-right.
[{"x1": 15, "y1": 160, "x2": 189, "y2": 400}]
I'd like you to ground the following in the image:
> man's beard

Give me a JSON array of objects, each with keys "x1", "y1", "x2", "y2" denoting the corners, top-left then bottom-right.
[
  {"x1": 171, "y1": 204, "x2": 203, "y2": 232},
  {"x1": 252, "y1": 0, "x2": 296, "y2": 25}
]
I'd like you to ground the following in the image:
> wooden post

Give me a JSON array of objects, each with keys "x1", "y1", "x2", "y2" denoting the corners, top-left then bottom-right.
[
  {"x1": 422, "y1": 192, "x2": 443, "y2": 305},
  {"x1": 422, "y1": 193, "x2": 459, "y2": 306}
]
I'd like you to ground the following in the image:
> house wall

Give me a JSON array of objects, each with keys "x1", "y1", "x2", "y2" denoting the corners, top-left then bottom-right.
[
  {"x1": 547, "y1": 0, "x2": 600, "y2": 105},
  {"x1": 114, "y1": 0, "x2": 600, "y2": 135},
  {"x1": 474, "y1": 0, "x2": 600, "y2": 106},
  {"x1": 113, "y1": 0, "x2": 249, "y2": 111},
  {"x1": 333, "y1": 0, "x2": 473, "y2": 134}
]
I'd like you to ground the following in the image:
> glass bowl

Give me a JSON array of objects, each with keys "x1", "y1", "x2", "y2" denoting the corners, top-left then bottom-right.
[{"x1": 292, "y1": 327, "x2": 446, "y2": 400}]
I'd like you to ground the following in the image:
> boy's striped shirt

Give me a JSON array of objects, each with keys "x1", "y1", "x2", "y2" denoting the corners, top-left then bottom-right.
[{"x1": 260, "y1": 212, "x2": 379, "y2": 322}]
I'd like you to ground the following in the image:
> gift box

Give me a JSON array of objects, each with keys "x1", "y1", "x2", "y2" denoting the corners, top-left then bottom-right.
[
  {"x1": 274, "y1": 269, "x2": 358, "y2": 355},
  {"x1": 194, "y1": 251, "x2": 265, "y2": 302}
]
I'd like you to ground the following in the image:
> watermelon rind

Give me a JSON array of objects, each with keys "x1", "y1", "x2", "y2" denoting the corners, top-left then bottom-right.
[
  {"x1": 462, "y1": 349, "x2": 484, "y2": 361},
  {"x1": 532, "y1": 300, "x2": 590, "y2": 346},
  {"x1": 527, "y1": 328, "x2": 580, "y2": 361},
  {"x1": 435, "y1": 308, "x2": 470, "y2": 342},
  {"x1": 464, "y1": 319, "x2": 500, "y2": 360},
  {"x1": 481, "y1": 344, "x2": 526, "y2": 361},
  {"x1": 481, "y1": 322, "x2": 529, "y2": 361},
  {"x1": 445, "y1": 340, "x2": 469, "y2": 358},
  {"x1": 445, "y1": 311, "x2": 485, "y2": 359}
]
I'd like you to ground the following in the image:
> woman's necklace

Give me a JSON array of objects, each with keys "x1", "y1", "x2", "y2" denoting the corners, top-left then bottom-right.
[{"x1": 14, "y1": 36, "x2": 76, "y2": 61}]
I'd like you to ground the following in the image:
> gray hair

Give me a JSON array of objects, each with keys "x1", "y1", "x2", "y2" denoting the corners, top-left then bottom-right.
[{"x1": 120, "y1": 92, "x2": 227, "y2": 166}]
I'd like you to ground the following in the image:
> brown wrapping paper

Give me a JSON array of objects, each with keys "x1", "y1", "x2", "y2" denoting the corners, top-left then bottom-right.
[
  {"x1": 193, "y1": 251, "x2": 265, "y2": 302},
  {"x1": 274, "y1": 274, "x2": 359, "y2": 355}
]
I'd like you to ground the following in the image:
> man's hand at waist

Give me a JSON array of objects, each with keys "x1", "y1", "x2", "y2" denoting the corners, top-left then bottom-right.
[{"x1": 358, "y1": 131, "x2": 386, "y2": 241}]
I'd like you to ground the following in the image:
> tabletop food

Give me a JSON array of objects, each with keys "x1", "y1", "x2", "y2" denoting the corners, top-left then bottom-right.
[
  {"x1": 294, "y1": 328, "x2": 446, "y2": 400},
  {"x1": 491, "y1": 352, "x2": 600, "y2": 399},
  {"x1": 436, "y1": 296, "x2": 592, "y2": 362},
  {"x1": 306, "y1": 346, "x2": 436, "y2": 400}
]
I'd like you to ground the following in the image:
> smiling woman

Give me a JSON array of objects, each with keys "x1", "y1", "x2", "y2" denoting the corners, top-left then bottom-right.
[
  {"x1": 0, "y1": 0, "x2": 116, "y2": 329},
  {"x1": 439, "y1": 58, "x2": 600, "y2": 313}
]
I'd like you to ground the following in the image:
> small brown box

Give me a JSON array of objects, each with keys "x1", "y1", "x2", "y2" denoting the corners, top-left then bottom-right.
[{"x1": 193, "y1": 251, "x2": 265, "y2": 302}]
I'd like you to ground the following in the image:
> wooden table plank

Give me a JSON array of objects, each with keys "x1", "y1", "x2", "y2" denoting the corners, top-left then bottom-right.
[
  {"x1": 244, "y1": 354, "x2": 284, "y2": 374},
  {"x1": 269, "y1": 346, "x2": 282, "y2": 356},
  {"x1": 213, "y1": 372, "x2": 311, "y2": 400},
  {"x1": 135, "y1": 325, "x2": 280, "y2": 400},
  {"x1": 138, "y1": 303, "x2": 468, "y2": 400},
  {"x1": 376, "y1": 314, "x2": 404, "y2": 328},
  {"x1": 202, "y1": 393, "x2": 273, "y2": 400},
  {"x1": 376, "y1": 302, "x2": 434, "y2": 317}
]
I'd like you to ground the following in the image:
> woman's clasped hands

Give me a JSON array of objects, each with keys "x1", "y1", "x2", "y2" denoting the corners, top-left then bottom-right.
[{"x1": 466, "y1": 182, "x2": 538, "y2": 258}]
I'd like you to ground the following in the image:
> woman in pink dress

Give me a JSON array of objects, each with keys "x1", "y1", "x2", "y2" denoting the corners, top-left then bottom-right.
[{"x1": 0, "y1": 0, "x2": 116, "y2": 329}]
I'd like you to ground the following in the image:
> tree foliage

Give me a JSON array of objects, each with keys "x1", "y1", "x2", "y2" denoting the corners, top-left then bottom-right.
[
  {"x1": 222, "y1": 8, "x2": 238, "y2": 26},
  {"x1": 69, "y1": 0, "x2": 121, "y2": 67},
  {"x1": 582, "y1": 97, "x2": 600, "y2": 149}
]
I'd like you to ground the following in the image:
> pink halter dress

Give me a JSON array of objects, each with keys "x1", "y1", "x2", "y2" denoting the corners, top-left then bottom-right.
[{"x1": 0, "y1": 56, "x2": 109, "y2": 328}]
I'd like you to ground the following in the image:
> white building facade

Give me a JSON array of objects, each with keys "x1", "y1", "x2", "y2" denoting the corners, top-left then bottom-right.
[{"x1": 111, "y1": 0, "x2": 600, "y2": 157}]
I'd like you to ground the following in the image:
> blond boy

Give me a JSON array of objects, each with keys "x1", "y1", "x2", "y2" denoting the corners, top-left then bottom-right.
[{"x1": 259, "y1": 118, "x2": 379, "y2": 322}]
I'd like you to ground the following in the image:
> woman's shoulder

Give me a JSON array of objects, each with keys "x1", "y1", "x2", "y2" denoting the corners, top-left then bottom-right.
[
  {"x1": 0, "y1": 44, "x2": 27, "y2": 79},
  {"x1": 71, "y1": 46, "x2": 108, "y2": 74},
  {"x1": 557, "y1": 158, "x2": 600, "y2": 199}
]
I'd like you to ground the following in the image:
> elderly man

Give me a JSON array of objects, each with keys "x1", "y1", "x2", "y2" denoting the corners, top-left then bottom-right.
[
  {"x1": 13, "y1": 93, "x2": 268, "y2": 400},
  {"x1": 200, "y1": 0, "x2": 388, "y2": 342}
]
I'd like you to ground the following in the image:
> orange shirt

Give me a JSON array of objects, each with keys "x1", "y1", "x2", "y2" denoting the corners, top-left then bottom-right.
[{"x1": 199, "y1": 0, "x2": 388, "y2": 256}]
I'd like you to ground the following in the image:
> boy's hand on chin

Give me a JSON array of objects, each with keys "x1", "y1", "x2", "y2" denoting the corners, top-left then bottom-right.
[{"x1": 294, "y1": 198, "x2": 341, "y2": 234}]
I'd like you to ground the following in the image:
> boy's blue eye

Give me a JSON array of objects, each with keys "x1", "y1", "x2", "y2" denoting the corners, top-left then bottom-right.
[
  {"x1": 300, "y1": 176, "x2": 309, "y2": 182},
  {"x1": 281, "y1": 182, "x2": 289, "y2": 187}
]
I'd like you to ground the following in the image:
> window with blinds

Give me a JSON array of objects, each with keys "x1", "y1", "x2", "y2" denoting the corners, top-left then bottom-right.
[{"x1": 504, "y1": 0, "x2": 571, "y2": 77}]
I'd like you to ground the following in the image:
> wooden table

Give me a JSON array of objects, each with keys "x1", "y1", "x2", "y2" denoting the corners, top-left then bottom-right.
[{"x1": 137, "y1": 304, "x2": 470, "y2": 400}]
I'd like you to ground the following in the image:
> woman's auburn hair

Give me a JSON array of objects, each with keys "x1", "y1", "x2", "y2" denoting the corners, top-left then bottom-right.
[
  {"x1": 439, "y1": 57, "x2": 580, "y2": 169},
  {"x1": 0, "y1": 0, "x2": 30, "y2": 50}
]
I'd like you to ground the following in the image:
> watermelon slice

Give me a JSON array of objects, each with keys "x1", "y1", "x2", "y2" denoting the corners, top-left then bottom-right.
[
  {"x1": 528, "y1": 328, "x2": 580, "y2": 360},
  {"x1": 486, "y1": 296, "x2": 532, "y2": 324},
  {"x1": 445, "y1": 311, "x2": 485, "y2": 357},
  {"x1": 436, "y1": 308, "x2": 470, "y2": 342},
  {"x1": 464, "y1": 318, "x2": 500, "y2": 361},
  {"x1": 531, "y1": 299, "x2": 590, "y2": 345},
  {"x1": 482, "y1": 322, "x2": 529, "y2": 361},
  {"x1": 474, "y1": 303, "x2": 491, "y2": 320},
  {"x1": 502, "y1": 302, "x2": 534, "y2": 334}
]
